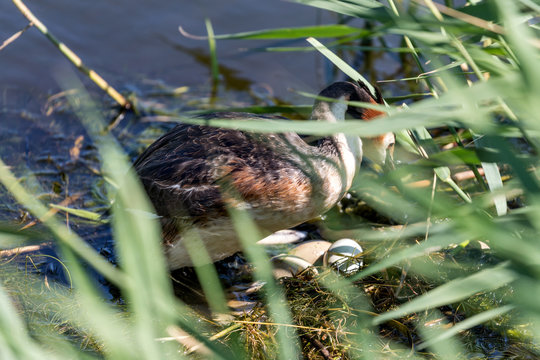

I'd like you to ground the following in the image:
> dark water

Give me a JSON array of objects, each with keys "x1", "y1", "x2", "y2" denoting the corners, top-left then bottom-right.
[
  {"x1": 2, "y1": 0, "x2": 341, "y2": 101},
  {"x1": 1, "y1": 0, "x2": 407, "y2": 103}
]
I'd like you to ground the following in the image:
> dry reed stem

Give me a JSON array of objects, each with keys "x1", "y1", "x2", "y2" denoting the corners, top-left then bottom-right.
[
  {"x1": 415, "y1": 0, "x2": 504, "y2": 34},
  {"x1": 0, "y1": 22, "x2": 33, "y2": 51},
  {"x1": 165, "y1": 326, "x2": 212, "y2": 356},
  {"x1": 11, "y1": 0, "x2": 132, "y2": 110},
  {"x1": 0, "y1": 243, "x2": 51, "y2": 257},
  {"x1": 19, "y1": 193, "x2": 81, "y2": 231},
  {"x1": 233, "y1": 320, "x2": 357, "y2": 335},
  {"x1": 406, "y1": 168, "x2": 487, "y2": 188},
  {"x1": 178, "y1": 26, "x2": 208, "y2": 40},
  {"x1": 413, "y1": 0, "x2": 540, "y2": 49}
]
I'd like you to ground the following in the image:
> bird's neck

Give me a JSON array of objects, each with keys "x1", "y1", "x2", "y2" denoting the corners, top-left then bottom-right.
[
  {"x1": 310, "y1": 98, "x2": 362, "y2": 162},
  {"x1": 310, "y1": 99, "x2": 362, "y2": 194},
  {"x1": 310, "y1": 100, "x2": 347, "y2": 123}
]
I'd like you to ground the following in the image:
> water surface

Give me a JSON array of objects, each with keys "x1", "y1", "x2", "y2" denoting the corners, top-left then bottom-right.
[{"x1": 1, "y1": 0, "x2": 339, "y2": 102}]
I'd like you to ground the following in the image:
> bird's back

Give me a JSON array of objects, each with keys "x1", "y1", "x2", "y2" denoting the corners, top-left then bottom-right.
[{"x1": 134, "y1": 113, "x2": 332, "y2": 235}]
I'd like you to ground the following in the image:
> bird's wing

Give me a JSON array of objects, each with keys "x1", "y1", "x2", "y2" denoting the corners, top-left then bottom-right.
[{"x1": 134, "y1": 121, "x2": 313, "y2": 224}]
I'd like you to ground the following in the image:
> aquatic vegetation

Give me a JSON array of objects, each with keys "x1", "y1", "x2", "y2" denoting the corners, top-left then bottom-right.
[{"x1": 1, "y1": 0, "x2": 540, "y2": 359}]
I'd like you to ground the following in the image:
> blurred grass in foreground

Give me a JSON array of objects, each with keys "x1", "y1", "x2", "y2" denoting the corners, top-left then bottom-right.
[{"x1": 1, "y1": 0, "x2": 540, "y2": 359}]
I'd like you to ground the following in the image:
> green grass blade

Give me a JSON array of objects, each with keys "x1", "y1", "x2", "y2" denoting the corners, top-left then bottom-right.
[
  {"x1": 59, "y1": 70, "x2": 241, "y2": 360},
  {"x1": 417, "y1": 310, "x2": 466, "y2": 359},
  {"x1": 191, "y1": 24, "x2": 365, "y2": 40},
  {"x1": 519, "y1": 0, "x2": 540, "y2": 13},
  {"x1": 493, "y1": 0, "x2": 540, "y2": 92},
  {"x1": 0, "y1": 159, "x2": 125, "y2": 287},
  {"x1": 182, "y1": 231, "x2": 229, "y2": 314},
  {"x1": 59, "y1": 244, "x2": 143, "y2": 359},
  {"x1": 228, "y1": 207, "x2": 300, "y2": 360},
  {"x1": 188, "y1": 105, "x2": 312, "y2": 116},
  {"x1": 58, "y1": 74, "x2": 182, "y2": 358},
  {"x1": 0, "y1": 285, "x2": 47, "y2": 360},
  {"x1": 205, "y1": 18, "x2": 220, "y2": 82},
  {"x1": 319, "y1": 272, "x2": 383, "y2": 360},
  {"x1": 418, "y1": 305, "x2": 515, "y2": 350},
  {"x1": 373, "y1": 264, "x2": 516, "y2": 324},
  {"x1": 49, "y1": 203, "x2": 104, "y2": 222},
  {"x1": 481, "y1": 161, "x2": 507, "y2": 216},
  {"x1": 351, "y1": 230, "x2": 463, "y2": 281},
  {"x1": 293, "y1": 0, "x2": 391, "y2": 21},
  {"x1": 306, "y1": 37, "x2": 377, "y2": 97},
  {"x1": 413, "y1": 126, "x2": 473, "y2": 203}
]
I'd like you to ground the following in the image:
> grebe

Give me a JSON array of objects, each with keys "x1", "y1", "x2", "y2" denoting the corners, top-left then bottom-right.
[{"x1": 134, "y1": 81, "x2": 394, "y2": 270}]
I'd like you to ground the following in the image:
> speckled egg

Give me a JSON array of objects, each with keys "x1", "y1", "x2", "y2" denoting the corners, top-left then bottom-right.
[{"x1": 324, "y1": 238, "x2": 363, "y2": 275}]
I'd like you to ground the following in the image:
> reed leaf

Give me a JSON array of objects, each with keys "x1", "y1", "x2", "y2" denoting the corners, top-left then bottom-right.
[{"x1": 373, "y1": 264, "x2": 516, "y2": 324}]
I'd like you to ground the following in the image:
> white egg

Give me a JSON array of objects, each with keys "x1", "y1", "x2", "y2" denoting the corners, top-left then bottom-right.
[
  {"x1": 271, "y1": 240, "x2": 332, "y2": 279},
  {"x1": 324, "y1": 238, "x2": 363, "y2": 275}
]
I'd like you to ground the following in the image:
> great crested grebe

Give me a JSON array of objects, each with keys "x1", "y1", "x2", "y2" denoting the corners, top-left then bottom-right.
[{"x1": 134, "y1": 81, "x2": 394, "y2": 270}]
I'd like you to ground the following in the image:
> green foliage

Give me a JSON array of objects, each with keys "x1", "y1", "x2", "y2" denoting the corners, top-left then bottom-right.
[{"x1": 2, "y1": 0, "x2": 540, "y2": 358}]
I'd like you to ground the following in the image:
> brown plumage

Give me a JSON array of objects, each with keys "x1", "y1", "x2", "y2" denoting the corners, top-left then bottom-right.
[{"x1": 134, "y1": 81, "x2": 393, "y2": 269}]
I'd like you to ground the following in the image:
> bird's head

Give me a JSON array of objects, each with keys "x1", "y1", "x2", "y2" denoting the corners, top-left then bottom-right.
[
  {"x1": 312, "y1": 81, "x2": 395, "y2": 170},
  {"x1": 344, "y1": 81, "x2": 394, "y2": 170}
]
